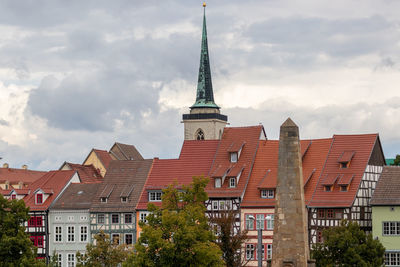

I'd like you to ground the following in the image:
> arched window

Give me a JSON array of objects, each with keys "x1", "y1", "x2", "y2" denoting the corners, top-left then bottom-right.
[{"x1": 196, "y1": 129, "x2": 205, "y2": 140}]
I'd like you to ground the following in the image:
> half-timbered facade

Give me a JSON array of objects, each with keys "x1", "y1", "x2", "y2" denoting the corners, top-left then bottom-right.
[
  {"x1": 23, "y1": 170, "x2": 81, "y2": 260},
  {"x1": 90, "y1": 160, "x2": 152, "y2": 245}
]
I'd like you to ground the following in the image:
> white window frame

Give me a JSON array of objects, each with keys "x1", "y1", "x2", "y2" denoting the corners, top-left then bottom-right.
[
  {"x1": 57, "y1": 253, "x2": 62, "y2": 267},
  {"x1": 121, "y1": 196, "x2": 128, "y2": 203},
  {"x1": 125, "y1": 233, "x2": 133, "y2": 245},
  {"x1": 230, "y1": 152, "x2": 238, "y2": 163},
  {"x1": 67, "y1": 216, "x2": 74, "y2": 222},
  {"x1": 67, "y1": 226, "x2": 75, "y2": 242},
  {"x1": 149, "y1": 191, "x2": 162, "y2": 202},
  {"x1": 229, "y1": 177, "x2": 236, "y2": 188},
  {"x1": 55, "y1": 226, "x2": 62, "y2": 242},
  {"x1": 246, "y1": 244, "x2": 255, "y2": 260},
  {"x1": 80, "y1": 215, "x2": 87, "y2": 221},
  {"x1": 67, "y1": 253, "x2": 75, "y2": 267},
  {"x1": 267, "y1": 244, "x2": 272, "y2": 259},
  {"x1": 212, "y1": 200, "x2": 218, "y2": 210},
  {"x1": 385, "y1": 252, "x2": 400, "y2": 266},
  {"x1": 266, "y1": 214, "x2": 274, "y2": 230},
  {"x1": 215, "y1": 178, "x2": 221, "y2": 188},
  {"x1": 256, "y1": 214, "x2": 265, "y2": 230},
  {"x1": 140, "y1": 212, "x2": 149, "y2": 223},
  {"x1": 219, "y1": 200, "x2": 225, "y2": 210},
  {"x1": 100, "y1": 197, "x2": 107, "y2": 203},
  {"x1": 80, "y1": 226, "x2": 88, "y2": 242},
  {"x1": 55, "y1": 216, "x2": 62, "y2": 222},
  {"x1": 383, "y1": 221, "x2": 400, "y2": 236},
  {"x1": 245, "y1": 214, "x2": 254, "y2": 230}
]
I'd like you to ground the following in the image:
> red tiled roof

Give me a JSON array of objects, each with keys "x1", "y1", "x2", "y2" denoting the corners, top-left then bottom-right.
[
  {"x1": 93, "y1": 149, "x2": 113, "y2": 169},
  {"x1": 0, "y1": 168, "x2": 46, "y2": 184},
  {"x1": 136, "y1": 140, "x2": 219, "y2": 210},
  {"x1": 206, "y1": 126, "x2": 263, "y2": 198},
  {"x1": 338, "y1": 174, "x2": 354, "y2": 185},
  {"x1": 227, "y1": 141, "x2": 245, "y2": 153},
  {"x1": 338, "y1": 151, "x2": 355, "y2": 163},
  {"x1": 241, "y1": 138, "x2": 332, "y2": 208},
  {"x1": 24, "y1": 170, "x2": 78, "y2": 211},
  {"x1": 211, "y1": 164, "x2": 230, "y2": 177},
  {"x1": 308, "y1": 134, "x2": 379, "y2": 207},
  {"x1": 226, "y1": 164, "x2": 245, "y2": 177},
  {"x1": 321, "y1": 174, "x2": 340, "y2": 186},
  {"x1": 63, "y1": 163, "x2": 102, "y2": 183}
]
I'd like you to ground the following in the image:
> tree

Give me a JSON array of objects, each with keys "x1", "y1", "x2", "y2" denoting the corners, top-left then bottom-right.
[
  {"x1": 0, "y1": 194, "x2": 45, "y2": 267},
  {"x1": 125, "y1": 176, "x2": 224, "y2": 267},
  {"x1": 209, "y1": 209, "x2": 248, "y2": 267},
  {"x1": 76, "y1": 231, "x2": 130, "y2": 267},
  {"x1": 312, "y1": 220, "x2": 385, "y2": 266},
  {"x1": 391, "y1": 154, "x2": 400, "y2": 165}
]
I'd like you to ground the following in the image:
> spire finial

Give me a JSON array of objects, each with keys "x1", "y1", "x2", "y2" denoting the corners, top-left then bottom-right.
[{"x1": 191, "y1": 2, "x2": 219, "y2": 109}]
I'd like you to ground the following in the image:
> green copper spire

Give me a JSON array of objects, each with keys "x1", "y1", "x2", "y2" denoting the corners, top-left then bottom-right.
[{"x1": 191, "y1": 3, "x2": 219, "y2": 109}]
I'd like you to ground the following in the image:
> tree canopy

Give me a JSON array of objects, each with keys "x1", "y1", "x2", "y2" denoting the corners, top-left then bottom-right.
[
  {"x1": 76, "y1": 230, "x2": 130, "y2": 267},
  {"x1": 312, "y1": 220, "x2": 385, "y2": 266},
  {"x1": 391, "y1": 154, "x2": 400, "y2": 166},
  {"x1": 125, "y1": 176, "x2": 224, "y2": 267},
  {"x1": 0, "y1": 194, "x2": 45, "y2": 267}
]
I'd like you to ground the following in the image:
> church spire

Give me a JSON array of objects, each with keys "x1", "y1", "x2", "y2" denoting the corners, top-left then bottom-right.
[{"x1": 191, "y1": 3, "x2": 219, "y2": 109}]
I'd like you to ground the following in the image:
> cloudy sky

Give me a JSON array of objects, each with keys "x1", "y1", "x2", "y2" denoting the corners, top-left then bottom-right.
[{"x1": 1, "y1": 0, "x2": 400, "y2": 170}]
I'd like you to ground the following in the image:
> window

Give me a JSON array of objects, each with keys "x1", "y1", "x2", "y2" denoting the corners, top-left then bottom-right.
[
  {"x1": 57, "y1": 254, "x2": 62, "y2": 267},
  {"x1": 225, "y1": 200, "x2": 232, "y2": 210},
  {"x1": 68, "y1": 216, "x2": 74, "y2": 222},
  {"x1": 212, "y1": 201, "x2": 218, "y2": 210},
  {"x1": 140, "y1": 212, "x2": 148, "y2": 223},
  {"x1": 317, "y1": 230, "x2": 323, "y2": 243},
  {"x1": 230, "y1": 152, "x2": 238, "y2": 163},
  {"x1": 125, "y1": 234, "x2": 133, "y2": 245},
  {"x1": 317, "y1": 209, "x2": 325, "y2": 219},
  {"x1": 37, "y1": 236, "x2": 43, "y2": 247},
  {"x1": 11, "y1": 194, "x2": 16, "y2": 200},
  {"x1": 327, "y1": 209, "x2": 334, "y2": 219},
  {"x1": 55, "y1": 216, "x2": 62, "y2": 222},
  {"x1": 80, "y1": 226, "x2": 88, "y2": 242},
  {"x1": 121, "y1": 197, "x2": 128, "y2": 203},
  {"x1": 267, "y1": 244, "x2": 272, "y2": 259},
  {"x1": 340, "y1": 162, "x2": 349, "y2": 168},
  {"x1": 246, "y1": 244, "x2": 255, "y2": 260},
  {"x1": 386, "y1": 252, "x2": 400, "y2": 266},
  {"x1": 67, "y1": 226, "x2": 75, "y2": 242},
  {"x1": 383, "y1": 222, "x2": 400, "y2": 235},
  {"x1": 112, "y1": 234, "x2": 120, "y2": 245},
  {"x1": 28, "y1": 216, "x2": 43, "y2": 227},
  {"x1": 111, "y1": 214, "x2": 119, "y2": 224},
  {"x1": 335, "y1": 209, "x2": 343, "y2": 219},
  {"x1": 98, "y1": 214, "x2": 105, "y2": 224},
  {"x1": 196, "y1": 129, "x2": 205, "y2": 140},
  {"x1": 219, "y1": 200, "x2": 225, "y2": 210},
  {"x1": 256, "y1": 214, "x2": 264, "y2": 230},
  {"x1": 229, "y1": 178, "x2": 236, "y2": 188},
  {"x1": 67, "y1": 253, "x2": 75, "y2": 267},
  {"x1": 80, "y1": 216, "x2": 87, "y2": 221},
  {"x1": 100, "y1": 197, "x2": 107, "y2": 203},
  {"x1": 149, "y1": 191, "x2": 162, "y2": 201},
  {"x1": 245, "y1": 214, "x2": 254, "y2": 230},
  {"x1": 266, "y1": 214, "x2": 274, "y2": 230},
  {"x1": 324, "y1": 185, "x2": 332, "y2": 192},
  {"x1": 215, "y1": 178, "x2": 221, "y2": 188},
  {"x1": 55, "y1": 226, "x2": 62, "y2": 242},
  {"x1": 125, "y1": 213, "x2": 133, "y2": 224},
  {"x1": 261, "y1": 189, "x2": 274, "y2": 199},
  {"x1": 36, "y1": 194, "x2": 43, "y2": 204},
  {"x1": 340, "y1": 185, "x2": 348, "y2": 192}
]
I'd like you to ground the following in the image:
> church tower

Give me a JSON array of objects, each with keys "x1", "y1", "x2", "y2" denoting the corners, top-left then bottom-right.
[{"x1": 182, "y1": 3, "x2": 228, "y2": 140}]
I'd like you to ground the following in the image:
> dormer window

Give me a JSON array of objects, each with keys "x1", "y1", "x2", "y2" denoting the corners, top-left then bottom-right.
[
  {"x1": 149, "y1": 191, "x2": 162, "y2": 202},
  {"x1": 340, "y1": 185, "x2": 348, "y2": 192},
  {"x1": 261, "y1": 189, "x2": 274, "y2": 199},
  {"x1": 338, "y1": 151, "x2": 355, "y2": 169},
  {"x1": 324, "y1": 185, "x2": 332, "y2": 192},
  {"x1": 121, "y1": 197, "x2": 128, "y2": 203},
  {"x1": 230, "y1": 152, "x2": 238, "y2": 163},
  {"x1": 100, "y1": 197, "x2": 107, "y2": 203},
  {"x1": 215, "y1": 178, "x2": 221, "y2": 188},
  {"x1": 340, "y1": 162, "x2": 349, "y2": 169},
  {"x1": 36, "y1": 193, "x2": 43, "y2": 204},
  {"x1": 229, "y1": 178, "x2": 236, "y2": 188}
]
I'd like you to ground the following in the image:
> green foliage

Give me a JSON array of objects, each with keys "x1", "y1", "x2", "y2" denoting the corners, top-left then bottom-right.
[
  {"x1": 0, "y1": 194, "x2": 45, "y2": 267},
  {"x1": 125, "y1": 176, "x2": 224, "y2": 267},
  {"x1": 312, "y1": 220, "x2": 385, "y2": 267},
  {"x1": 209, "y1": 209, "x2": 248, "y2": 267},
  {"x1": 76, "y1": 231, "x2": 130, "y2": 267},
  {"x1": 392, "y1": 154, "x2": 400, "y2": 166}
]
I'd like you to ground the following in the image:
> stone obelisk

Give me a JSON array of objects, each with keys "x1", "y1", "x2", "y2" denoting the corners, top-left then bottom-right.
[{"x1": 271, "y1": 118, "x2": 309, "y2": 267}]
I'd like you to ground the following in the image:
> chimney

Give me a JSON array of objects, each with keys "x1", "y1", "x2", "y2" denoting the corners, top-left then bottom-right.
[
  {"x1": 3, "y1": 163, "x2": 9, "y2": 168},
  {"x1": 22, "y1": 164, "x2": 28, "y2": 170}
]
